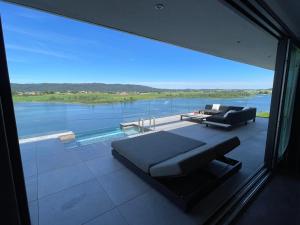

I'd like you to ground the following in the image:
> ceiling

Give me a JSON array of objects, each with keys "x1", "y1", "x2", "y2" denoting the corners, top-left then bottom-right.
[
  {"x1": 5, "y1": 0, "x2": 279, "y2": 70},
  {"x1": 265, "y1": 0, "x2": 300, "y2": 40}
]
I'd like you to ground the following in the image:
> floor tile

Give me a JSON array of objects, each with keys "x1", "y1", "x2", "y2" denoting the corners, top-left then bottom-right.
[
  {"x1": 36, "y1": 139, "x2": 65, "y2": 158},
  {"x1": 38, "y1": 162, "x2": 95, "y2": 198},
  {"x1": 25, "y1": 176, "x2": 38, "y2": 202},
  {"x1": 118, "y1": 190, "x2": 197, "y2": 225},
  {"x1": 86, "y1": 155, "x2": 124, "y2": 177},
  {"x1": 39, "y1": 179, "x2": 114, "y2": 225},
  {"x1": 20, "y1": 142, "x2": 36, "y2": 150},
  {"x1": 92, "y1": 141, "x2": 111, "y2": 152},
  {"x1": 72, "y1": 142, "x2": 110, "y2": 161},
  {"x1": 23, "y1": 160, "x2": 37, "y2": 178},
  {"x1": 84, "y1": 209, "x2": 128, "y2": 225},
  {"x1": 29, "y1": 201, "x2": 39, "y2": 225},
  {"x1": 97, "y1": 169, "x2": 149, "y2": 205},
  {"x1": 20, "y1": 143, "x2": 36, "y2": 162},
  {"x1": 37, "y1": 150, "x2": 82, "y2": 174}
]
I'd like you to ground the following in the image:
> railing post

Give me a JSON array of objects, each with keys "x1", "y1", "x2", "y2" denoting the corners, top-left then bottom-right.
[{"x1": 138, "y1": 118, "x2": 141, "y2": 132}]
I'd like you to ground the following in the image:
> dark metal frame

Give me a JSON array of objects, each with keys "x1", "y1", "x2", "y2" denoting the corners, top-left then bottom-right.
[
  {"x1": 279, "y1": 43, "x2": 300, "y2": 173},
  {"x1": 112, "y1": 149, "x2": 242, "y2": 212},
  {"x1": 0, "y1": 98, "x2": 22, "y2": 225},
  {"x1": 287, "y1": 69, "x2": 300, "y2": 173},
  {"x1": 0, "y1": 18, "x2": 31, "y2": 225},
  {"x1": 221, "y1": 0, "x2": 281, "y2": 39},
  {"x1": 264, "y1": 38, "x2": 290, "y2": 169}
]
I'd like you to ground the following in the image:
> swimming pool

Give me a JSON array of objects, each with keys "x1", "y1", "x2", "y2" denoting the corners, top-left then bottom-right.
[{"x1": 64, "y1": 126, "x2": 142, "y2": 148}]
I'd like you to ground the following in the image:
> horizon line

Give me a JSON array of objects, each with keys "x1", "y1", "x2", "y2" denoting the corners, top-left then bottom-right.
[{"x1": 11, "y1": 82, "x2": 272, "y2": 90}]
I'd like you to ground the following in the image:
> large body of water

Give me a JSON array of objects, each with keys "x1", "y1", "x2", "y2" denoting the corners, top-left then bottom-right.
[{"x1": 14, "y1": 95, "x2": 271, "y2": 138}]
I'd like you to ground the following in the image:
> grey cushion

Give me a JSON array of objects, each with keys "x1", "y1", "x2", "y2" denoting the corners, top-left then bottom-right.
[
  {"x1": 242, "y1": 106, "x2": 250, "y2": 110},
  {"x1": 203, "y1": 109, "x2": 222, "y2": 115},
  {"x1": 206, "y1": 114, "x2": 227, "y2": 123},
  {"x1": 112, "y1": 131, "x2": 205, "y2": 173},
  {"x1": 224, "y1": 110, "x2": 236, "y2": 118},
  {"x1": 149, "y1": 136, "x2": 240, "y2": 177}
]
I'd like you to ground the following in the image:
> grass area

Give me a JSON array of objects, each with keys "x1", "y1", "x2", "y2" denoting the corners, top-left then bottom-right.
[
  {"x1": 13, "y1": 90, "x2": 271, "y2": 104},
  {"x1": 256, "y1": 112, "x2": 270, "y2": 118}
]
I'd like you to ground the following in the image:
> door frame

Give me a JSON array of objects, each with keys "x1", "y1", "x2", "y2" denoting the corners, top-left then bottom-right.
[
  {"x1": 0, "y1": 18, "x2": 31, "y2": 225},
  {"x1": 0, "y1": 1, "x2": 298, "y2": 225}
]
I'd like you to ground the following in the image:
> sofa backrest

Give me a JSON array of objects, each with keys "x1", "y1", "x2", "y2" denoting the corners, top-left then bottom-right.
[
  {"x1": 225, "y1": 108, "x2": 256, "y2": 124},
  {"x1": 219, "y1": 105, "x2": 230, "y2": 112},
  {"x1": 205, "y1": 104, "x2": 213, "y2": 110},
  {"x1": 149, "y1": 136, "x2": 240, "y2": 177},
  {"x1": 205, "y1": 104, "x2": 243, "y2": 112},
  {"x1": 228, "y1": 106, "x2": 243, "y2": 111}
]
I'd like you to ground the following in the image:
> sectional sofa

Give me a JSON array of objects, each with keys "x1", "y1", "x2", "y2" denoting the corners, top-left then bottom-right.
[{"x1": 202, "y1": 104, "x2": 257, "y2": 129}]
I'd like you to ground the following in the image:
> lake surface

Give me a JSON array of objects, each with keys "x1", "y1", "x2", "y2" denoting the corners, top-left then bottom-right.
[{"x1": 14, "y1": 95, "x2": 271, "y2": 138}]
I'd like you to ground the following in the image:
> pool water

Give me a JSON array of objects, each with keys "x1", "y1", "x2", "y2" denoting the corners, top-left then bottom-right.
[{"x1": 65, "y1": 126, "x2": 141, "y2": 148}]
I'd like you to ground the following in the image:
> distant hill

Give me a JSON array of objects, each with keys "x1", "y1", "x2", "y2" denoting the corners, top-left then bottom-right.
[
  {"x1": 11, "y1": 83, "x2": 161, "y2": 93},
  {"x1": 11, "y1": 83, "x2": 273, "y2": 94}
]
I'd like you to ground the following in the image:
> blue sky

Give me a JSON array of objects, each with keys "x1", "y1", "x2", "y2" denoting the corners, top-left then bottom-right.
[{"x1": 0, "y1": 2, "x2": 274, "y2": 89}]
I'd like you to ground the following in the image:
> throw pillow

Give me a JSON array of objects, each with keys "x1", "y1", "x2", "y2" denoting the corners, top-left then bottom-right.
[{"x1": 212, "y1": 104, "x2": 221, "y2": 111}]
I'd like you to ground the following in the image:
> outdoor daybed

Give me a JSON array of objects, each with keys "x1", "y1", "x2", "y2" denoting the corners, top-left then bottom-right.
[{"x1": 111, "y1": 131, "x2": 242, "y2": 211}]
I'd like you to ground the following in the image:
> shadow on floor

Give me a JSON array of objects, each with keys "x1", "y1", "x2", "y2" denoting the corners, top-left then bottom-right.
[{"x1": 233, "y1": 172, "x2": 300, "y2": 225}]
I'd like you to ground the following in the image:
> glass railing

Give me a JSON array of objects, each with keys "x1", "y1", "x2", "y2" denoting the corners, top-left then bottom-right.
[{"x1": 15, "y1": 94, "x2": 271, "y2": 140}]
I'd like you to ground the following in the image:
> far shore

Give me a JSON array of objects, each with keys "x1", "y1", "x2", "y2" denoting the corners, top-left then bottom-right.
[
  {"x1": 13, "y1": 90, "x2": 271, "y2": 105},
  {"x1": 13, "y1": 91, "x2": 271, "y2": 118}
]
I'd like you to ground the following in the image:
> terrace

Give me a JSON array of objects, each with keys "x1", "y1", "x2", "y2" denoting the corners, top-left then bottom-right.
[{"x1": 21, "y1": 115, "x2": 268, "y2": 225}]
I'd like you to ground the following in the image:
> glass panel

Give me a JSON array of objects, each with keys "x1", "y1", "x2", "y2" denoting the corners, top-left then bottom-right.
[{"x1": 278, "y1": 44, "x2": 300, "y2": 159}]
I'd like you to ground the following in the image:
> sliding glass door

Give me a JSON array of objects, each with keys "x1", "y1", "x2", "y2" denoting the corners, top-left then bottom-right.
[{"x1": 277, "y1": 44, "x2": 300, "y2": 160}]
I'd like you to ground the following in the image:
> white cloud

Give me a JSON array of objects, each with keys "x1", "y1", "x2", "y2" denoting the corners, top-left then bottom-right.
[
  {"x1": 134, "y1": 81, "x2": 272, "y2": 89},
  {"x1": 4, "y1": 25, "x2": 98, "y2": 46},
  {"x1": 6, "y1": 43, "x2": 76, "y2": 60}
]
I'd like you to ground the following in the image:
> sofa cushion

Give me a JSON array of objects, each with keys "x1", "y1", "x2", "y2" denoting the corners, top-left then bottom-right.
[
  {"x1": 228, "y1": 106, "x2": 243, "y2": 111},
  {"x1": 112, "y1": 131, "x2": 205, "y2": 173},
  {"x1": 242, "y1": 106, "x2": 250, "y2": 110},
  {"x1": 203, "y1": 109, "x2": 222, "y2": 115},
  {"x1": 219, "y1": 105, "x2": 230, "y2": 112},
  {"x1": 206, "y1": 114, "x2": 227, "y2": 123},
  {"x1": 149, "y1": 136, "x2": 240, "y2": 177},
  {"x1": 224, "y1": 110, "x2": 236, "y2": 118}
]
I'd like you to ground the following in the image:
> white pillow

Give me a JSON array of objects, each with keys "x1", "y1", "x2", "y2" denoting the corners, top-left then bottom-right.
[
  {"x1": 242, "y1": 106, "x2": 250, "y2": 110},
  {"x1": 224, "y1": 110, "x2": 236, "y2": 117},
  {"x1": 212, "y1": 104, "x2": 221, "y2": 110}
]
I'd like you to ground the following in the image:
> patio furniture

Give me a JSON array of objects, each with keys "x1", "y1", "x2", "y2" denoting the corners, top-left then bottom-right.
[
  {"x1": 201, "y1": 104, "x2": 244, "y2": 115},
  {"x1": 204, "y1": 107, "x2": 257, "y2": 129},
  {"x1": 111, "y1": 131, "x2": 241, "y2": 211},
  {"x1": 180, "y1": 112, "x2": 211, "y2": 122}
]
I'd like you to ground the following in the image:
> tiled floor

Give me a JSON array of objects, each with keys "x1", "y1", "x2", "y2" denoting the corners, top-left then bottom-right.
[{"x1": 20, "y1": 117, "x2": 268, "y2": 225}]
